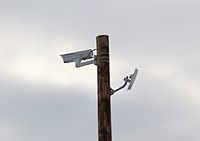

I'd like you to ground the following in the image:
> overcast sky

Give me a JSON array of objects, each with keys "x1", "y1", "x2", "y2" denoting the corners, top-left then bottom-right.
[{"x1": 0, "y1": 0, "x2": 200, "y2": 141}]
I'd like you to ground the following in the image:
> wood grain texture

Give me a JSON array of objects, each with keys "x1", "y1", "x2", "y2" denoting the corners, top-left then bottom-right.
[{"x1": 96, "y1": 35, "x2": 112, "y2": 141}]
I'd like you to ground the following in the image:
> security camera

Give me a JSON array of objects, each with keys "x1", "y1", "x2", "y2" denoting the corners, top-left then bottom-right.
[
  {"x1": 60, "y1": 49, "x2": 96, "y2": 68},
  {"x1": 60, "y1": 49, "x2": 93, "y2": 63}
]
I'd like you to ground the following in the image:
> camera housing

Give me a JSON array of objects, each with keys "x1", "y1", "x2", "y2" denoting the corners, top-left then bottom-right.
[
  {"x1": 60, "y1": 49, "x2": 96, "y2": 68},
  {"x1": 60, "y1": 49, "x2": 93, "y2": 63}
]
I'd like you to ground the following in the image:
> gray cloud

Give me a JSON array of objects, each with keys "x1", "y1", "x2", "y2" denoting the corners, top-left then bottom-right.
[
  {"x1": 0, "y1": 73, "x2": 97, "y2": 141},
  {"x1": 112, "y1": 74, "x2": 200, "y2": 141}
]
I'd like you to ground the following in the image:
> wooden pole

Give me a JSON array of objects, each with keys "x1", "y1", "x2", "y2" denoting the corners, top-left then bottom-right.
[{"x1": 96, "y1": 35, "x2": 112, "y2": 141}]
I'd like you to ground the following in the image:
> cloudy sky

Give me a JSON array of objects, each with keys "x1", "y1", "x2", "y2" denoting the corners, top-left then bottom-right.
[{"x1": 0, "y1": 0, "x2": 200, "y2": 141}]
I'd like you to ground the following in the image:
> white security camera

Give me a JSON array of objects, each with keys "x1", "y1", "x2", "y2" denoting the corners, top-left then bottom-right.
[
  {"x1": 60, "y1": 49, "x2": 96, "y2": 68},
  {"x1": 60, "y1": 49, "x2": 93, "y2": 63}
]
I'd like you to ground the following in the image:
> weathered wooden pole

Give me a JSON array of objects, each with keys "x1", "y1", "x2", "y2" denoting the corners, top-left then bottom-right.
[{"x1": 96, "y1": 35, "x2": 112, "y2": 141}]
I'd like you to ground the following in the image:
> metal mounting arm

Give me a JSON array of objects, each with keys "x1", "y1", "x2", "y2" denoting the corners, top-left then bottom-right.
[
  {"x1": 74, "y1": 55, "x2": 97, "y2": 68},
  {"x1": 110, "y1": 76, "x2": 130, "y2": 95},
  {"x1": 75, "y1": 59, "x2": 96, "y2": 68}
]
